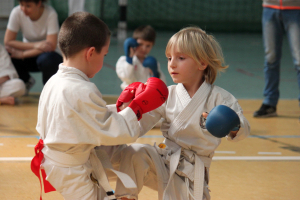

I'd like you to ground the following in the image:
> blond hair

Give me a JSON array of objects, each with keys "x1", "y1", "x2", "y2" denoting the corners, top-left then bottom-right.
[{"x1": 165, "y1": 27, "x2": 228, "y2": 84}]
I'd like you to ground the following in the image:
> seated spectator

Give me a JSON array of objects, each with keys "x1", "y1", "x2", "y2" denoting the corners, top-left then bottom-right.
[
  {"x1": 0, "y1": 44, "x2": 25, "y2": 105},
  {"x1": 4, "y1": 0, "x2": 62, "y2": 94}
]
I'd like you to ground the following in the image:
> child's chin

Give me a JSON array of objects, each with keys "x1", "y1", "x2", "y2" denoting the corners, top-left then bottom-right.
[{"x1": 172, "y1": 79, "x2": 179, "y2": 83}]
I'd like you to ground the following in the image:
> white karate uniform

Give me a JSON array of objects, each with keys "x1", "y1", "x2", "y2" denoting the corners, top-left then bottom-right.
[
  {"x1": 116, "y1": 55, "x2": 167, "y2": 90},
  {"x1": 37, "y1": 64, "x2": 141, "y2": 200},
  {"x1": 0, "y1": 44, "x2": 25, "y2": 98},
  {"x1": 104, "y1": 81, "x2": 250, "y2": 200}
]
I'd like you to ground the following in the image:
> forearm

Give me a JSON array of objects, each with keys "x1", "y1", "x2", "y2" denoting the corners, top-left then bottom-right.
[
  {"x1": 5, "y1": 40, "x2": 35, "y2": 51},
  {"x1": 23, "y1": 48, "x2": 44, "y2": 59},
  {"x1": 116, "y1": 58, "x2": 136, "y2": 83},
  {"x1": 0, "y1": 76, "x2": 10, "y2": 85}
]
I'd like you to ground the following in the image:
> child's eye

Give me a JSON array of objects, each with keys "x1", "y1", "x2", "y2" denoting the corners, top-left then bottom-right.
[
  {"x1": 167, "y1": 57, "x2": 171, "y2": 61},
  {"x1": 179, "y1": 57, "x2": 185, "y2": 60}
]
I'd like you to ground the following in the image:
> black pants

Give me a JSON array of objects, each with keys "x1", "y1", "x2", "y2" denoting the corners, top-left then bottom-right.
[{"x1": 12, "y1": 51, "x2": 63, "y2": 85}]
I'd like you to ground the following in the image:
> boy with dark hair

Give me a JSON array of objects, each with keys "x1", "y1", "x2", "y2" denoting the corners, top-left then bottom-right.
[
  {"x1": 133, "y1": 25, "x2": 156, "y2": 43},
  {"x1": 31, "y1": 12, "x2": 168, "y2": 200},
  {"x1": 116, "y1": 25, "x2": 166, "y2": 90}
]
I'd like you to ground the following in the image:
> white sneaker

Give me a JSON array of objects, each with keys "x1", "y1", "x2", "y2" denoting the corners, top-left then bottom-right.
[{"x1": 25, "y1": 76, "x2": 36, "y2": 96}]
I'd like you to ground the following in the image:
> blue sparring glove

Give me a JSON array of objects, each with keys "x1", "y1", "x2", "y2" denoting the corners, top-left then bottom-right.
[
  {"x1": 143, "y1": 56, "x2": 159, "y2": 78},
  {"x1": 124, "y1": 37, "x2": 139, "y2": 64},
  {"x1": 205, "y1": 105, "x2": 240, "y2": 138}
]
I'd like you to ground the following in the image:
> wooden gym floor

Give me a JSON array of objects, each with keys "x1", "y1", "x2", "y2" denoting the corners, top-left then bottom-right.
[{"x1": 0, "y1": 94, "x2": 299, "y2": 200}]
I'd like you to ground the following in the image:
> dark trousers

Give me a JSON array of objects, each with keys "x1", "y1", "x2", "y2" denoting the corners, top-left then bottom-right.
[{"x1": 12, "y1": 51, "x2": 63, "y2": 85}]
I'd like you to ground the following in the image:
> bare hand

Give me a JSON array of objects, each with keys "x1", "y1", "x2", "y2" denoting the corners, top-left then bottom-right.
[
  {"x1": 119, "y1": 100, "x2": 132, "y2": 111},
  {"x1": 229, "y1": 130, "x2": 238, "y2": 138},
  {"x1": 5, "y1": 46, "x2": 24, "y2": 59},
  {"x1": 202, "y1": 112, "x2": 208, "y2": 118},
  {"x1": 34, "y1": 41, "x2": 53, "y2": 52},
  {"x1": 118, "y1": 90, "x2": 134, "y2": 111},
  {"x1": 129, "y1": 47, "x2": 136, "y2": 57}
]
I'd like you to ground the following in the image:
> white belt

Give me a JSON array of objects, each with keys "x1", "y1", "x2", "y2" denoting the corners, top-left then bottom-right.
[
  {"x1": 43, "y1": 146, "x2": 136, "y2": 199},
  {"x1": 159, "y1": 139, "x2": 212, "y2": 200}
]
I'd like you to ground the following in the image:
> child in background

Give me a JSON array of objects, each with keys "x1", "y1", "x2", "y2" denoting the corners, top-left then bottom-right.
[
  {"x1": 112, "y1": 27, "x2": 250, "y2": 200},
  {"x1": 0, "y1": 44, "x2": 25, "y2": 105},
  {"x1": 31, "y1": 12, "x2": 168, "y2": 200},
  {"x1": 116, "y1": 25, "x2": 167, "y2": 90}
]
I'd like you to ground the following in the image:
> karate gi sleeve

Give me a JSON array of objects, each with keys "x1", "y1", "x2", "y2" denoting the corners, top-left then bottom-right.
[
  {"x1": 107, "y1": 103, "x2": 165, "y2": 137},
  {"x1": 225, "y1": 100, "x2": 250, "y2": 142},
  {"x1": 116, "y1": 56, "x2": 137, "y2": 86},
  {"x1": 211, "y1": 87, "x2": 250, "y2": 142},
  {"x1": 137, "y1": 104, "x2": 165, "y2": 136},
  {"x1": 47, "y1": 87, "x2": 141, "y2": 146},
  {"x1": 0, "y1": 45, "x2": 19, "y2": 79}
]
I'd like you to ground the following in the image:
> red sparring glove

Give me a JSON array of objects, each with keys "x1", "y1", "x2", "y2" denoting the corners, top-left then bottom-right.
[
  {"x1": 116, "y1": 82, "x2": 144, "y2": 112},
  {"x1": 128, "y1": 77, "x2": 168, "y2": 120}
]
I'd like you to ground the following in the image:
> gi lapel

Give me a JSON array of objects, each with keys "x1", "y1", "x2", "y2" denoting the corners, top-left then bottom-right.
[{"x1": 168, "y1": 82, "x2": 213, "y2": 139}]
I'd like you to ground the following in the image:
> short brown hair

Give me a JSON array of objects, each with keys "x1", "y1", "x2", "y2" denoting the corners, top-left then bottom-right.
[
  {"x1": 58, "y1": 12, "x2": 111, "y2": 58},
  {"x1": 133, "y1": 25, "x2": 156, "y2": 43},
  {"x1": 165, "y1": 27, "x2": 228, "y2": 84}
]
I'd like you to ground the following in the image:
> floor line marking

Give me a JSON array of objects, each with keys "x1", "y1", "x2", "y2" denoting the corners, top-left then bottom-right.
[
  {"x1": 212, "y1": 156, "x2": 300, "y2": 161},
  {"x1": 258, "y1": 152, "x2": 282, "y2": 155},
  {"x1": 27, "y1": 144, "x2": 35, "y2": 147},
  {"x1": 0, "y1": 143, "x2": 3, "y2": 146},
  {"x1": 249, "y1": 135, "x2": 300, "y2": 138},
  {"x1": 0, "y1": 157, "x2": 32, "y2": 162},
  {"x1": 0, "y1": 136, "x2": 40, "y2": 139}
]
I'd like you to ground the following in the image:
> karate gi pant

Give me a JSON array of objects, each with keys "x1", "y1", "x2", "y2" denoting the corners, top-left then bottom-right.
[
  {"x1": 43, "y1": 155, "x2": 109, "y2": 200},
  {"x1": 98, "y1": 144, "x2": 211, "y2": 200},
  {"x1": 0, "y1": 79, "x2": 25, "y2": 98}
]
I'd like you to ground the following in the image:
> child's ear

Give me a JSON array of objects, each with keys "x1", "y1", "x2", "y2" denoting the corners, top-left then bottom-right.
[
  {"x1": 199, "y1": 61, "x2": 208, "y2": 70},
  {"x1": 86, "y1": 47, "x2": 96, "y2": 62}
]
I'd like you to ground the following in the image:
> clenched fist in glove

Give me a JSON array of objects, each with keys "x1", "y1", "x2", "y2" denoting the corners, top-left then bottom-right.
[
  {"x1": 116, "y1": 82, "x2": 144, "y2": 112},
  {"x1": 205, "y1": 105, "x2": 240, "y2": 138},
  {"x1": 117, "y1": 77, "x2": 168, "y2": 120},
  {"x1": 124, "y1": 37, "x2": 139, "y2": 64}
]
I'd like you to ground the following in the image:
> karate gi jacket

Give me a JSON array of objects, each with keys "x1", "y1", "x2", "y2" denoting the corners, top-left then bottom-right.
[
  {"x1": 36, "y1": 64, "x2": 140, "y2": 198},
  {"x1": 138, "y1": 81, "x2": 251, "y2": 200}
]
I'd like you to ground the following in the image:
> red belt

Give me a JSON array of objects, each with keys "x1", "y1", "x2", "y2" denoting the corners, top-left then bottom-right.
[{"x1": 31, "y1": 139, "x2": 56, "y2": 200}]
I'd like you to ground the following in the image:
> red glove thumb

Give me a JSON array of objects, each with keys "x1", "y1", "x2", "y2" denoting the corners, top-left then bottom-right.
[{"x1": 116, "y1": 82, "x2": 143, "y2": 112}]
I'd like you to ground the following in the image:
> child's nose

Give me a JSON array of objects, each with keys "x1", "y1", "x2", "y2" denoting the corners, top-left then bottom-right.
[{"x1": 169, "y1": 59, "x2": 176, "y2": 68}]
